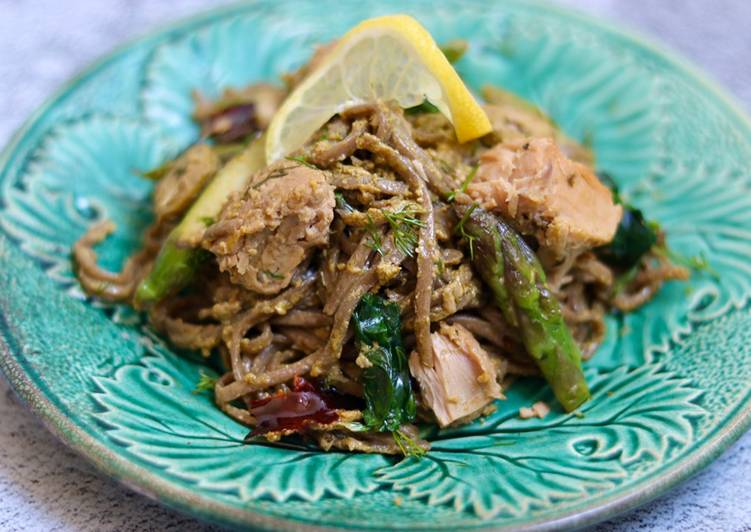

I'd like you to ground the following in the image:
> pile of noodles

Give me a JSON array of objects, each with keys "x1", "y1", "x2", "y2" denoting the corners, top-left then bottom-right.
[{"x1": 73, "y1": 93, "x2": 687, "y2": 451}]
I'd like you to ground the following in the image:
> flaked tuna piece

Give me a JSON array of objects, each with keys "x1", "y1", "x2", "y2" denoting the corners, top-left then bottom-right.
[
  {"x1": 519, "y1": 401, "x2": 551, "y2": 420},
  {"x1": 153, "y1": 144, "x2": 220, "y2": 222},
  {"x1": 468, "y1": 138, "x2": 622, "y2": 258},
  {"x1": 203, "y1": 161, "x2": 335, "y2": 295},
  {"x1": 480, "y1": 85, "x2": 594, "y2": 165},
  {"x1": 409, "y1": 323, "x2": 503, "y2": 427}
]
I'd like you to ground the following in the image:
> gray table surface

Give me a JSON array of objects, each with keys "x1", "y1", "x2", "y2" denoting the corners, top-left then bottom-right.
[{"x1": 1, "y1": 1, "x2": 750, "y2": 530}]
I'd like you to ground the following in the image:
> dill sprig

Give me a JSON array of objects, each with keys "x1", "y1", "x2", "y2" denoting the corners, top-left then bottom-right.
[
  {"x1": 435, "y1": 158, "x2": 455, "y2": 177},
  {"x1": 335, "y1": 191, "x2": 355, "y2": 214},
  {"x1": 263, "y1": 270, "x2": 284, "y2": 280},
  {"x1": 454, "y1": 203, "x2": 479, "y2": 259},
  {"x1": 365, "y1": 213, "x2": 384, "y2": 256},
  {"x1": 392, "y1": 429, "x2": 427, "y2": 458},
  {"x1": 653, "y1": 246, "x2": 719, "y2": 279},
  {"x1": 252, "y1": 165, "x2": 292, "y2": 189},
  {"x1": 447, "y1": 165, "x2": 478, "y2": 203},
  {"x1": 193, "y1": 370, "x2": 218, "y2": 394},
  {"x1": 381, "y1": 205, "x2": 425, "y2": 258},
  {"x1": 286, "y1": 155, "x2": 318, "y2": 169}
]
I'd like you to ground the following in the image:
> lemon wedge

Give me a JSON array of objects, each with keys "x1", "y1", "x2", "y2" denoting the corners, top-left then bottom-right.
[{"x1": 265, "y1": 14, "x2": 492, "y2": 162}]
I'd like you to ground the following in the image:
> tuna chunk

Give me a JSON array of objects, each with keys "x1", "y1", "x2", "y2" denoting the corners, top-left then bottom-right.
[
  {"x1": 409, "y1": 323, "x2": 503, "y2": 427},
  {"x1": 480, "y1": 85, "x2": 594, "y2": 165},
  {"x1": 153, "y1": 144, "x2": 219, "y2": 222},
  {"x1": 468, "y1": 138, "x2": 622, "y2": 258},
  {"x1": 203, "y1": 162, "x2": 335, "y2": 295}
]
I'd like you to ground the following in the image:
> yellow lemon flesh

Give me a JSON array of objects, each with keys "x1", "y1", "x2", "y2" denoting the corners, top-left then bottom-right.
[{"x1": 265, "y1": 14, "x2": 492, "y2": 162}]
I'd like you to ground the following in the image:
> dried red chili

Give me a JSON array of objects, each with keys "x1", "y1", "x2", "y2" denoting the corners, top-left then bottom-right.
[{"x1": 248, "y1": 376, "x2": 339, "y2": 436}]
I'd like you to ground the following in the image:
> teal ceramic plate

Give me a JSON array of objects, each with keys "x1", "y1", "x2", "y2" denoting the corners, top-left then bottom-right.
[{"x1": 1, "y1": 1, "x2": 750, "y2": 530}]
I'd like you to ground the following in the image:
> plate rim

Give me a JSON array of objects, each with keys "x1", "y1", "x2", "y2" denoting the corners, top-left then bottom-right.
[{"x1": 1, "y1": 0, "x2": 750, "y2": 530}]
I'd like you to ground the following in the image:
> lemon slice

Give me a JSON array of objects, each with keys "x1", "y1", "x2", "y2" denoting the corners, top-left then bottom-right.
[{"x1": 265, "y1": 14, "x2": 492, "y2": 162}]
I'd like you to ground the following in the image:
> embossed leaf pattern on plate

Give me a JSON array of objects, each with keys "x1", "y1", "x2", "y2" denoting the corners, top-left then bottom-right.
[
  {"x1": 0, "y1": 1, "x2": 750, "y2": 530},
  {"x1": 377, "y1": 364, "x2": 703, "y2": 518},
  {"x1": 92, "y1": 339, "x2": 387, "y2": 502},
  {"x1": 0, "y1": 116, "x2": 172, "y2": 287}
]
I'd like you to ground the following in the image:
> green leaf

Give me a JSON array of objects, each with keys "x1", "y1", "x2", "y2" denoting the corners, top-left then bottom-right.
[
  {"x1": 454, "y1": 202, "x2": 478, "y2": 259},
  {"x1": 405, "y1": 100, "x2": 440, "y2": 115},
  {"x1": 596, "y1": 173, "x2": 658, "y2": 269},
  {"x1": 192, "y1": 370, "x2": 217, "y2": 394},
  {"x1": 352, "y1": 294, "x2": 417, "y2": 432},
  {"x1": 393, "y1": 430, "x2": 427, "y2": 459},
  {"x1": 334, "y1": 191, "x2": 355, "y2": 213},
  {"x1": 364, "y1": 213, "x2": 384, "y2": 256},
  {"x1": 597, "y1": 204, "x2": 658, "y2": 269},
  {"x1": 447, "y1": 165, "x2": 477, "y2": 203},
  {"x1": 285, "y1": 155, "x2": 318, "y2": 169}
]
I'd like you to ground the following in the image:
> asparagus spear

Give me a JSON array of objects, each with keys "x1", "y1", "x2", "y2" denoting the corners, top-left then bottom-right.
[
  {"x1": 134, "y1": 135, "x2": 266, "y2": 307},
  {"x1": 458, "y1": 205, "x2": 590, "y2": 412},
  {"x1": 133, "y1": 243, "x2": 210, "y2": 306}
]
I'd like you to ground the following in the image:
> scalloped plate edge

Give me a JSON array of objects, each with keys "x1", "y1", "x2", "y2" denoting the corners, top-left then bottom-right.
[{"x1": 1, "y1": 0, "x2": 751, "y2": 530}]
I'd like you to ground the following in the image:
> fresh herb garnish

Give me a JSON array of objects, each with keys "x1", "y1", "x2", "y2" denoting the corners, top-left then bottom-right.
[
  {"x1": 252, "y1": 165, "x2": 292, "y2": 189},
  {"x1": 352, "y1": 294, "x2": 417, "y2": 433},
  {"x1": 392, "y1": 429, "x2": 427, "y2": 458},
  {"x1": 286, "y1": 155, "x2": 318, "y2": 169},
  {"x1": 335, "y1": 191, "x2": 355, "y2": 214},
  {"x1": 598, "y1": 172, "x2": 715, "y2": 278},
  {"x1": 596, "y1": 172, "x2": 658, "y2": 269},
  {"x1": 653, "y1": 246, "x2": 719, "y2": 278},
  {"x1": 598, "y1": 205, "x2": 658, "y2": 269},
  {"x1": 193, "y1": 370, "x2": 218, "y2": 394},
  {"x1": 454, "y1": 203, "x2": 479, "y2": 259},
  {"x1": 263, "y1": 270, "x2": 284, "y2": 280},
  {"x1": 435, "y1": 158, "x2": 455, "y2": 177},
  {"x1": 365, "y1": 213, "x2": 384, "y2": 255},
  {"x1": 405, "y1": 99, "x2": 440, "y2": 115},
  {"x1": 447, "y1": 165, "x2": 478, "y2": 202},
  {"x1": 381, "y1": 205, "x2": 425, "y2": 257},
  {"x1": 199, "y1": 216, "x2": 215, "y2": 227}
]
